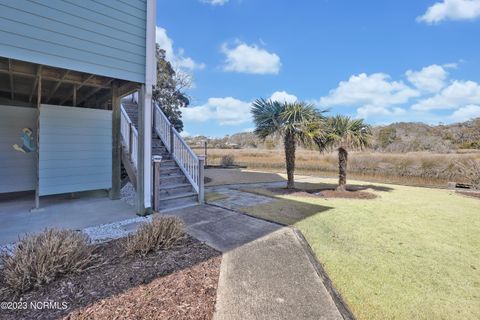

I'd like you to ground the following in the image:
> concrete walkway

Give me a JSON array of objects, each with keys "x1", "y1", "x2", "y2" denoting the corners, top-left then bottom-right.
[
  {"x1": 166, "y1": 204, "x2": 281, "y2": 252},
  {"x1": 167, "y1": 204, "x2": 345, "y2": 320}
]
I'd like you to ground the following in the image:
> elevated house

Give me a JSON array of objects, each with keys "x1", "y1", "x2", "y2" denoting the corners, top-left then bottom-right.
[{"x1": 0, "y1": 0, "x2": 204, "y2": 216}]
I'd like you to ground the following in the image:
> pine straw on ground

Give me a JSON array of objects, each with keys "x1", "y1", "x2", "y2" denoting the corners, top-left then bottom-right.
[
  {"x1": 0, "y1": 236, "x2": 221, "y2": 320},
  {"x1": 267, "y1": 187, "x2": 377, "y2": 199}
]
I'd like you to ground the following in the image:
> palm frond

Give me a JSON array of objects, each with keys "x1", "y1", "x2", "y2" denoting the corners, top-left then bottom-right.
[
  {"x1": 315, "y1": 115, "x2": 372, "y2": 151},
  {"x1": 251, "y1": 98, "x2": 285, "y2": 139}
]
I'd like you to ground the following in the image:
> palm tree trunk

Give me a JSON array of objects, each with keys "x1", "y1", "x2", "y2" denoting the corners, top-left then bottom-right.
[
  {"x1": 337, "y1": 147, "x2": 348, "y2": 192},
  {"x1": 284, "y1": 132, "x2": 296, "y2": 189}
]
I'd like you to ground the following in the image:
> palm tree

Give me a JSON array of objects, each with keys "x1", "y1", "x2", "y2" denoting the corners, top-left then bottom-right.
[
  {"x1": 316, "y1": 115, "x2": 372, "y2": 191},
  {"x1": 251, "y1": 99, "x2": 326, "y2": 189}
]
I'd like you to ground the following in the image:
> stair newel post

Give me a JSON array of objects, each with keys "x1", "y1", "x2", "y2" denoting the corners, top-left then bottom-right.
[
  {"x1": 129, "y1": 123, "x2": 133, "y2": 161},
  {"x1": 198, "y1": 156, "x2": 205, "y2": 203},
  {"x1": 153, "y1": 155, "x2": 162, "y2": 212},
  {"x1": 169, "y1": 123, "x2": 175, "y2": 156}
]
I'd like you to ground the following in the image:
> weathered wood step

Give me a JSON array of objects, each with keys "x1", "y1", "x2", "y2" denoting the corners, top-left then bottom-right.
[
  {"x1": 159, "y1": 184, "x2": 193, "y2": 197},
  {"x1": 160, "y1": 183, "x2": 191, "y2": 190},
  {"x1": 158, "y1": 192, "x2": 198, "y2": 211},
  {"x1": 160, "y1": 174, "x2": 186, "y2": 185}
]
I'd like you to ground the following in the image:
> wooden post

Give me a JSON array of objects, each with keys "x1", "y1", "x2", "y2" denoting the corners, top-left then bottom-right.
[
  {"x1": 109, "y1": 83, "x2": 121, "y2": 200},
  {"x1": 129, "y1": 123, "x2": 133, "y2": 161},
  {"x1": 136, "y1": 86, "x2": 146, "y2": 215},
  {"x1": 34, "y1": 74, "x2": 42, "y2": 210},
  {"x1": 73, "y1": 84, "x2": 77, "y2": 106},
  {"x1": 198, "y1": 156, "x2": 205, "y2": 203},
  {"x1": 204, "y1": 141, "x2": 208, "y2": 167},
  {"x1": 169, "y1": 124, "x2": 175, "y2": 155},
  {"x1": 153, "y1": 155, "x2": 162, "y2": 211}
]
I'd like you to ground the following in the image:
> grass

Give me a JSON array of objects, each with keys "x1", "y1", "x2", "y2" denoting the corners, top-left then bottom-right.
[
  {"x1": 240, "y1": 178, "x2": 480, "y2": 320},
  {"x1": 196, "y1": 148, "x2": 480, "y2": 187},
  {"x1": 205, "y1": 192, "x2": 229, "y2": 202}
]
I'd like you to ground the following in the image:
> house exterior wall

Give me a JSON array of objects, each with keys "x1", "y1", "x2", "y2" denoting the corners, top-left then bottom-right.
[
  {"x1": 38, "y1": 105, "x2": 112, "y2": 196},
  {"x1": 0, "y1": 0, "x2": 146, "y2": 83},
  {"x1": 0, "y1": 105, "x2": 36, "y2": 193}
]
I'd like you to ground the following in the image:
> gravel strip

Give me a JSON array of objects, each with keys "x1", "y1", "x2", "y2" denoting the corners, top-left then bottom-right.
[
  {"x1": 121, "y1": 182, "x2": 136, "y2": 207},
  {"x1": 1, "y1": 215, "x2": 152, "y2": 256}
]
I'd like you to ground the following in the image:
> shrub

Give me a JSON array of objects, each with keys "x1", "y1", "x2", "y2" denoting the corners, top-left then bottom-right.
[
  {"x1": 220, "y1": 154, "x2": 235, "y2": 167},
  {"x1": 454, "y1": 160, "x2": 480, "y2": 189},
  {"x1": 0, "y1": 229, "x2": 97, "y2": 295},
  {"x1": 125, "y1": 216, "x2": 185, "y2": 256}
]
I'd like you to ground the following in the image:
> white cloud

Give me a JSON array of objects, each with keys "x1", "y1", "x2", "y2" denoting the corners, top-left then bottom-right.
[
  {"x1": 270, "y1": 91, "x2": 298, "y2": 103},
  {"x1": 418, "y1": 0, "x2": 480, "y2": 24},
  {"x1": 449, "y1": 105, "x2": 480, "y2": 122},
  {"x1": 405, "y1": 64, "x2": 449, "y2": 93},
  {"x1": 201, "y1": 0, "x2": 229, "y2": 5},
  {"x1": 356, "y1": 105, "x2": 406, "y2": 119},
  {"x1": 411, "y1": 80, "x2": 480, "y2": 110},
  {"x1": 156, "y1": 26, "x2": 205, "y2": 71},
  {"x1": 221, "y1": 42, "x2": 281, "y2": 74},
  {"x1": 320, "y1": 73, "x2": 419, "y2": 108},
  {"x1": 182, "y1": 97, "x2": 252, "y2": 125}
]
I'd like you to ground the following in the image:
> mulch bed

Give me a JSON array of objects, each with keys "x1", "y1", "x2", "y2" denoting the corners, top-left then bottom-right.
[
  {"x1": 457, "y1": 191, "x2": 480, "y2": 200},
  {"x1": 0, "y1": 237, "x2": 221, "y2": 320},
  {"x1": 268, "y1": 187, "x2": 377, "y2": 199}
]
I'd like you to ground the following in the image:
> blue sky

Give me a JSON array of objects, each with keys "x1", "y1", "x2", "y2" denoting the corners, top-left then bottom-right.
[{"x1": 156, "y1": 0, "x2": 480, "y2": 137}]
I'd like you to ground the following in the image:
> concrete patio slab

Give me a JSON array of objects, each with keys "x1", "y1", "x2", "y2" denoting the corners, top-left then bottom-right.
[
  {"x1": 0, "y1": 190, "x2": 136, "y2": 245},
  {"x1": 214, "y1": 227, "x2": 343, "y2": 320},
  {"x1": 206, "y1": 187, "x2": 276, "y2": 212}
]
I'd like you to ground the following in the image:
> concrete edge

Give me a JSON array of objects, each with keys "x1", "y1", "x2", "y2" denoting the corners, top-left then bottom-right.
[{"x1": 290, "y1": 227, "x2": 356, "y2": 320}]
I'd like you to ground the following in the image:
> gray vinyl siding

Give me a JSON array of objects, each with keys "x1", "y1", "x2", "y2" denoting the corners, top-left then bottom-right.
[
  {"x1": 0, "y1": 0, "x2": 146, "y2": 82},
  {"x1": 0, "y1": 105, "x2": 36, "y2": 193},
  {"x1": 38, "y1": 105, "x2": 112, "y2": 196}
]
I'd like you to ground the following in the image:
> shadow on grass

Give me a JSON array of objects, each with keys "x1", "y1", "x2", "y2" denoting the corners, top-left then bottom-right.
[
  {"x1": 233, "y1": 190, "x2": 334, "y2": 226},
  {"x1": 205, "y1": 168, "x2": 286, "y2": 186}
]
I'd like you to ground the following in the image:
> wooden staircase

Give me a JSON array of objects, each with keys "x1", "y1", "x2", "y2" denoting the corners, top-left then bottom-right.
[{"x1": 121, "y1": 100, "x2": 203, "y2": 212}]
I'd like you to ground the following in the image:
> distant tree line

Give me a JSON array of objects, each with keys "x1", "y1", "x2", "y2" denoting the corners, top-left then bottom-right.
[{"x1": 186, "y1": 118, "x2": 480, "y2": 153}]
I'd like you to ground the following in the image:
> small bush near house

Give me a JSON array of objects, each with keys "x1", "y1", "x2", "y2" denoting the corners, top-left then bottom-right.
[
  {"x1": 0, "y1": 229, "x2": 97, "y2": 295},
  {"x1": 125, "y1": 216, "x2": 185, "y2": 256},
  {"x1": 220, "y1": 154, "x2": 235, "y2": 167}
]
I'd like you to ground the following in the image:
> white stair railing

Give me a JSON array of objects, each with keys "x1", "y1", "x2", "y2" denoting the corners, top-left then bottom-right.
[
  {"x1": 120, "y1": 105, "x2": 138, "y2": 170},
  {"x1": 154, "y1": 104, "x2": 172, "y2": 151},
  {"x1": 154, "y1": 103, "x2": 204, "y2": 202}
]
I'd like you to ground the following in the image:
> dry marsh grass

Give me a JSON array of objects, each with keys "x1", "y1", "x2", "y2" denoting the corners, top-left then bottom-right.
[
  {"x1": 125, "y1": 216, "x2": 185, "y2": 256},
  {"x1": 197, "y1": 148, "x2": 480, "y2": 187},
  {"x1": 0, "y1": 229, "x2": 97, "y2": 295}
]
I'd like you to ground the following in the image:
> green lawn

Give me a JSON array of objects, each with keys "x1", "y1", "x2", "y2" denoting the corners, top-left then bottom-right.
[{"x1": 240, "y1": 178, "x2": 480, "y2": 320}]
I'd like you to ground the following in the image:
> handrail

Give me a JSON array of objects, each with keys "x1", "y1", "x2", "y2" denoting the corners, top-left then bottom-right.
[
  {"x1": 120, "y1": 104, "x2": 138, "y2": 171},
  {"x1": 172, "y1": 129, "x2": 199, "y2": 162},
  {"x1": 154, "y1": 105, "x2": 172, "y2": 151},
  {"x1": 154, "y1": 103, "x2": 204, "y2": 199}
]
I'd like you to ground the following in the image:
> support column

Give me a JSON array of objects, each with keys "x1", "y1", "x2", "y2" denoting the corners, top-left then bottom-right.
[
  {"x1": 136, "y1": 85, "x2": 152, "y2": 215},
  {"x1": 34, "y1": 74, "x2": 42, "y2": 210},
  {"x1": 110, "y1": 83, "x2": 121, "y2": 200}
]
